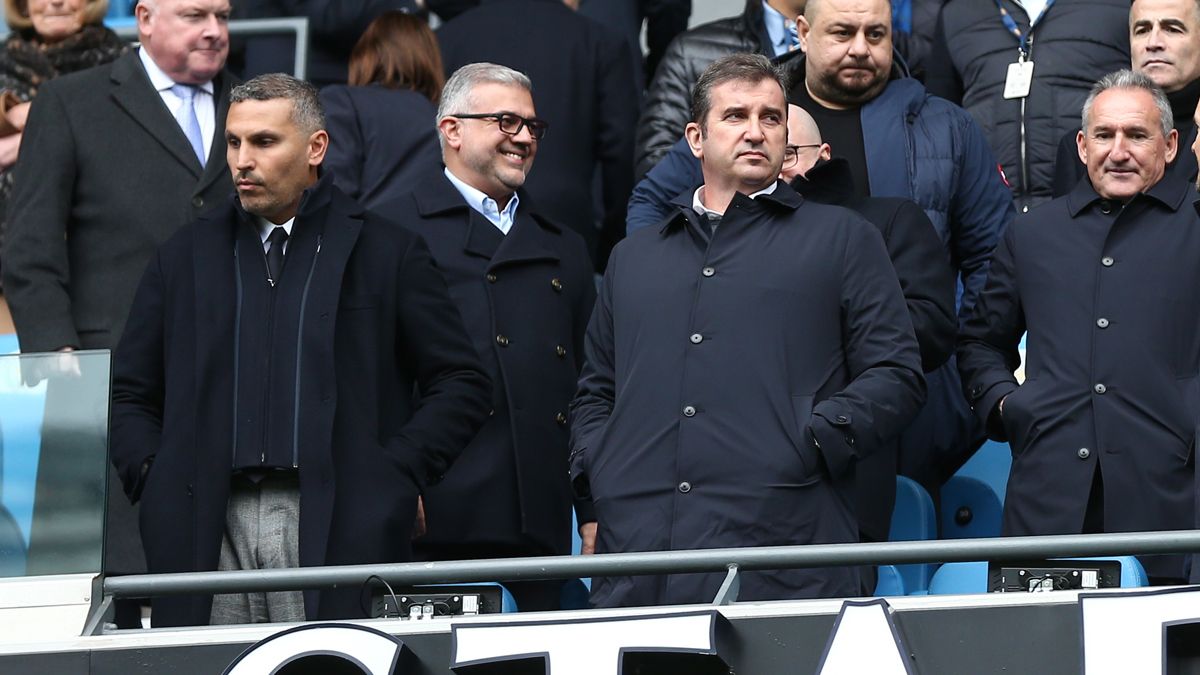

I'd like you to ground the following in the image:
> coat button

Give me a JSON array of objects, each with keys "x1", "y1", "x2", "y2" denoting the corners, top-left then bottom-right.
[
  {"x1": 551, "y1": 278, "x2": 563, "y2": 292},
  {"x1": 486, "y1": 273, "x2": 497, "y2": 283},
  {"x1": 192, "y1": 196, "x2": 204, "y2": 208},
  {"x1": 1077, "y1": 447, "x2": 1091, "y2": 460},
  {"x1": 835, "y1": 415, "x2": 849, "y2": 424},
  {"x1": 690, "y1": 333, "x2": 703, "y2": 344},
  {"x1": 496, "y1": 334, "x2": 510, "y2": 347},
  {"x1": 702, "y1": 266, "x2": 715, "y2": 277},
  {"x1": 678, "y1": 481, "x2": 692, "y2": 493},
  {"x1": 683, "y1": 405, "x2": 696, "y2": 417},
  {"x1": 1099, "y1": 201, "x2": 1113, "y2": 214},
  {"x1": 1101, "y1": 256, "x2": 1114, "y2": 267},
  {"x1": 1094, "y1": 383, "x2": 1106, "y2": 394},
  {"x1": 555, "y1": 412, "x2": 567, "y2": 426},
  {"x1": 556, "y1": 345, "x2": 567, "y2": 357},
  {"x1": 1096, "y1": 318, "x2": 1109, "y2": 328}
]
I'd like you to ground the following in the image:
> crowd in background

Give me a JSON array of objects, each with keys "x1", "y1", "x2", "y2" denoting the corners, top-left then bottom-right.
[{"x1": 0, "y1": 0, "x2": 1197, "y2": 627}]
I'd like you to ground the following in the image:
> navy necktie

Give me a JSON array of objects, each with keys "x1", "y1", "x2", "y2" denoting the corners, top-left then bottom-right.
[{"x1": 266, "y1": 226, "x2": 288, "y2": 285}]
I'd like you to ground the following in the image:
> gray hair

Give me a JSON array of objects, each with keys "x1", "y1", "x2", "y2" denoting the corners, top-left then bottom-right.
[
  {"x1": 1081, "y1": 69, "x2": 1173, "y2": 139},
  {"x1": 690, "y1": 53, "x2": 787, "y2": 132},
  {"x1": 230, "y1": 73, "x2": 325, "y2": 135},
  {"x1": 436, "y1": 63, "x2": 533, "y2": 150}
]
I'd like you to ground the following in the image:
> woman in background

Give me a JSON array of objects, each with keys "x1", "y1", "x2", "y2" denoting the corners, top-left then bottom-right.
[
  {"x1": 321, "y1": 11, "x2": 443, "y2": 211},
  {"x1": 0, "y1": 0, "x2": 126, "y2": 279}
]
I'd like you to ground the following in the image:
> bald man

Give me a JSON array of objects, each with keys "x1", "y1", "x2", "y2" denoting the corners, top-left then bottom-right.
[{"x1": 626, "y1": 105, "x2": 954, "y2": 559}]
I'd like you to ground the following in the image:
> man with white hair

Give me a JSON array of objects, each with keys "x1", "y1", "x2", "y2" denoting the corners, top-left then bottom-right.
[{"x1": 382, "y1": 63, "x2": 596, "y2": 611}]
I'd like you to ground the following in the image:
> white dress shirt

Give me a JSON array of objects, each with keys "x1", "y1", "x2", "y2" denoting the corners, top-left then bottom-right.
[
  {"x1": 138, "y1": 47, "x2": 216, "y2": 161},
  {"x1": 258, "y1": 216, "x2": 295, "y2": 254}
]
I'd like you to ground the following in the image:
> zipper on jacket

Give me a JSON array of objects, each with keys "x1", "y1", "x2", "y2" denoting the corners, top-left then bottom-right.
[
  {"x1": 261, "y1": 239, "x2": 278, "y2": 467},
  {"x1": 1018, "y1": 35, "x2": 1034, "y2": 212},
  {"x1": 291, "y1": 235, "x2": 322, "y2": 468}
]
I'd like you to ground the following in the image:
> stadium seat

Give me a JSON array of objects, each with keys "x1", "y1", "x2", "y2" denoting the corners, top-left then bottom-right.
[
  {"x1": 939, "y1": 475, "x2": 1003, "y2": 539},
  {"x1": 955, "y1": 440, "x2": 1012, "y2": 503},
  {"x1": 888, "y1": 476, "x2": 939, "y2": 594},
  {"x1": 873, "y1": 564, "x2": 907, "y2": 596}
]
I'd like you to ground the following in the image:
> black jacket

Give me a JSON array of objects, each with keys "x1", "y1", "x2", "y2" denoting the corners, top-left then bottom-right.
[
  {"x1": 958, "y1": 176, "x2": 1199, "y2": 578},
  {"x1": 792, "y1": 158, "x2": 955, "y2": 543},
  {"x1": 1052, "y1": 78, "x2": 1200, "y2": 199},
  {"x1": 571, "y1": 181, "x2": 925, "y2": 607},
  {"x1": 437, "y1": 0, "x2": 640, "y2": 272},
  {"x1": 388, "y1": 173, "x2": 596, "y2": 556},
  {"x1": 634, "y1": 0, "x2": 772, "y2": 177},
  {"x1": 925, "y1": 0, "x2": 1130, "y2": 211},
  {"x1": 110, "y1": 175, "x2": 492, "y2": 626}
]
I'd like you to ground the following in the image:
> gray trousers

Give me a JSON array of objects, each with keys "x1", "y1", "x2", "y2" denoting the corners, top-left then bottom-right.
[{"x1": 209, "y1": 473, "x2": 305, "y2": 625}]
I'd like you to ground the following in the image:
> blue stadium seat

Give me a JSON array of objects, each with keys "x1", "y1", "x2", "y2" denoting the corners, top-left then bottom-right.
[
  {"x1": 955, "y1": 440, "x2": 1012, "y2": 503},
  {"x1": 888, "y1": 476, "x2": 938, "y2": 594},
  {"x1": 939, "y1": 475, "x2": 1003, "y2": 539},
  {"x1": 873, "y1": 564, "x2": 908, "y2": 596}
]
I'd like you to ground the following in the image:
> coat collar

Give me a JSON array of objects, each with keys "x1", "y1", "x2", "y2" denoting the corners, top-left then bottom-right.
[
  {"x1": 414, "y1": 171, "x2": 561, "y2": 267},
  {"x1": 110, "y1": 50, "x2": 234, "y2": 189},
  {"x1": 1067, "y1": 172, "x2": 1191, "y2": 217},
  {"x1": 789, "y1": 158, "x2": 856, "y2": 205},
  {"x1": 662, "y1": 179, "x2": 802, "y2": 234}
]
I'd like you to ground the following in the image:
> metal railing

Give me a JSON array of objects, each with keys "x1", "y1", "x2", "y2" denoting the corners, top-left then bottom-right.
[
  {"x1": 86, "y1": 529, "x2": 1200, "y2": 634},
  {"x1": 110, "y1": 17, "x2": 310, "y2": 81}
]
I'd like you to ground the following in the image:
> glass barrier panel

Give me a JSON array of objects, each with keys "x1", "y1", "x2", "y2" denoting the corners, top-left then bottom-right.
[{"x1": 0, "y1": 349, "x2": 110, "y2": 578}]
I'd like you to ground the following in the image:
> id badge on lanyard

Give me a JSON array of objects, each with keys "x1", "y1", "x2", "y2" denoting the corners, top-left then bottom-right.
[{"x1": 996, "y1": 0, "x2": 1052, "y2": 99}]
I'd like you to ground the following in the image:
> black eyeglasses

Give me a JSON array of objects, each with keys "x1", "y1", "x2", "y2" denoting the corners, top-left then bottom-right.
[
  {"x1": 783, "y1": 143, "x2": 822, "y2": 168},
  {"x1": 450, "y1": 112, "x2": 550, "y2": 140}
]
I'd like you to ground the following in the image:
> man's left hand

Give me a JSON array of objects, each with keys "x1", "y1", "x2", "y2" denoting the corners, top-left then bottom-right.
[
  {"x1": 578, "y1": 520, "x2": 597, "y2": 555},
  {"x1": 412, "y1": 496, "x2": 426, "y2": 539}
]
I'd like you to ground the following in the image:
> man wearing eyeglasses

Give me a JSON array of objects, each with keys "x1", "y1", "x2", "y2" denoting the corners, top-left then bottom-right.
[
  {"x1": 383, "y1": 63, "x2": 596, "y2": 611},
  {"x1": 570, "y1": 54, "x2": 925, "y2": 607}
]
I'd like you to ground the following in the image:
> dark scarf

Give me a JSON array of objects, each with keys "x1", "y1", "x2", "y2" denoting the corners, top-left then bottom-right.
[
  {"x1": 1167, "y1": 77, "x2": 1200, "y2": 132},
  {"x1": 0, "y1": 24, "x2": 128, "y2": 100}
]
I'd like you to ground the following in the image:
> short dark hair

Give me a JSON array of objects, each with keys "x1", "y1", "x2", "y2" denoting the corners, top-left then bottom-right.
[
  {"x1": 690, "y1": 53, "x2": 787, "y2": 131},
  {"x1": 230, "y1": 73, "x2": 326, "y2": 135}
]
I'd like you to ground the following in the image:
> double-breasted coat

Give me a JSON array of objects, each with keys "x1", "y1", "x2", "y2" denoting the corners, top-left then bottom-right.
[
  {"x1": 386, "y1": 174, "x2": 595, "y2": 555},
  {"x1": 570, "y1": 182, "x2": 926, "y2": 607},
  {"x1": 958, "y1": 176, "x2": 1200, "y2": 578},
  {"x1": 110, "y1": 176, "x2": 492, "y2": 626}
]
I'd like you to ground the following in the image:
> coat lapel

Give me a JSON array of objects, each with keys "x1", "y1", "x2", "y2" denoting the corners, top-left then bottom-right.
[
  {"x1": 489, "y1": 210, "x2": 560, "y2": 270},
  {"x1": 109, "y1": 50, "x2": 205, "y2": 179},
  {"x1": 194, "y1": 72, "x2": 235, "y2": 195}
]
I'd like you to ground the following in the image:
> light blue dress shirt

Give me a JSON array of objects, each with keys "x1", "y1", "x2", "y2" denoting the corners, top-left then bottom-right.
[{"x1": 444, "y1": 168, "x2": 520, "y2": 235}]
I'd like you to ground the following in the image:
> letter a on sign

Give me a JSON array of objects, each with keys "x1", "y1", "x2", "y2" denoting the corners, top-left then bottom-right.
[
  {"x1": 452, "y1": 610, "x2": 730, "y2": 674},
  {"x1": 816, "y1": 599, "x2": 917, "y2": 675}
]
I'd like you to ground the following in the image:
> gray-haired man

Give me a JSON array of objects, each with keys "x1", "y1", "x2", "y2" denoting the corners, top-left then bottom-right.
[{"x1": 110, "y1": 73, "x2": 491, "y2": 626}]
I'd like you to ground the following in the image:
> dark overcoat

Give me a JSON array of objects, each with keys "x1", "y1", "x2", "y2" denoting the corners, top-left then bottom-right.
[
  {"x1": 570, "y1": 182, "x2": 926, "y2": 607},
  {"x1": 436, "y1": 0, "x2": 640, "y2": 270},
  {"x1": 958, "y1": 176, "x2": 1199, "y2": 578},
  {"x1": 1, "y1": 49, "x2": 236, "y2": 576},
  {"x1": 320, "y1": 85, "x2": 442, "y2": 213},
  {"x1": 386, "y1": 173, "x2": 595, "y2": 555},
  {"x1": 110, "y1": 176, "x2": 492, "y2": 626}
]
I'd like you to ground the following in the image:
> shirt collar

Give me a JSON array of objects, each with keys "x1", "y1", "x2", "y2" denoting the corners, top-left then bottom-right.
[
  {"x1": 444, "y1": 167, "x2": 520, "y2": 221},
  {"x1": 138, "y1": 46, "x2": 215, "y2": 95},
  {"x1": 761, "y1": 1, "x2": 793, "y2": 56},
  {"x1": 691, "y1": 182, "x2": 779, "y2": 218},
  {"x1": 257, "y1": 215, "x2": 295, "y2": 244}
]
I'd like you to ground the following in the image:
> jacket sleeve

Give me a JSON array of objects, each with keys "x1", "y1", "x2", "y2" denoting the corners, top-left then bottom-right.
[
  {"x1": 593, "y1": 25, "x2": 641, "y2": 263},
  {"x1": 319, "y1": 87, "x2": 365, "y2": 202},
  {"x1": 389, "y1": 234, "x2": 493, "y2": 490},
  {"x1": 1052, "y1": 129, "x2": 1085, "y2": 198},
  {"x1": 884, "y1": 200, "x2": 956, "y2": 372},
  {"x1": 635, "y1": 35, "x2": 695, "y2": 178},
  {"x1": 957, "y1": 222, "x2": 1024, "y2": 440},
  {"x1": 949, "y1": 109, "x2": 1015, "y2": 320},
  {"x1": 109, "y1": 251, "x2": 168, "y2": 503},
  {"x1": 567, "y1": 233, "x2": 599, "y2": 522},
  {"x1": 810, "y1": 218, "x2": 926, "y2": 478},
  {"x1": 567, "y1": 254, "x2": 618, "y2": 501},
  {"x1": 2, "y1": 82, "x2": 80, "y2": 353},
  {"x1": 626, "y1": 136, "x2": 701, "y2": 234}
]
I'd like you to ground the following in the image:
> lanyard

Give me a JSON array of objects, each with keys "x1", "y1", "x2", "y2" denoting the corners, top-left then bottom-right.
[{"x1": 994, "y1": 0, "x2": 1054, "y2": 56}]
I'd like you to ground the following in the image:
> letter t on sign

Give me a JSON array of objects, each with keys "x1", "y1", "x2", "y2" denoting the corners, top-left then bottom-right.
[{"x1": 451, "y1": 610, "x2": 730, "y2": 674}]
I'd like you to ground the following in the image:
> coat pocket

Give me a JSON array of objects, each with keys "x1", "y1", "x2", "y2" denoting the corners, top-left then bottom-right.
[{"x1": 789, "y1": 394, "x2": 822, "y2": 484}]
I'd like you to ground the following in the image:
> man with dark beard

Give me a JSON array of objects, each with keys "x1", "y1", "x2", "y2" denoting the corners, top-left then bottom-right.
[{"x1": 784, "y1": 0, "x2": 1014, "y2": 500}]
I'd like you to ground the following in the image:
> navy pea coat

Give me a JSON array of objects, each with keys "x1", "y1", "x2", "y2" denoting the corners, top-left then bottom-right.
[
  {"x1": 570, "y1": 181, "x2": 926, "y2": 607},
  {"x1": 110, "y1": 176, "x2": 492, "y2": 626},
  {"x1": 385, "y1": 173, "x2": 595, "y2": 556},
  {"x1": 958, "y1": 176, "x2": 1200, "y2": 578}
]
